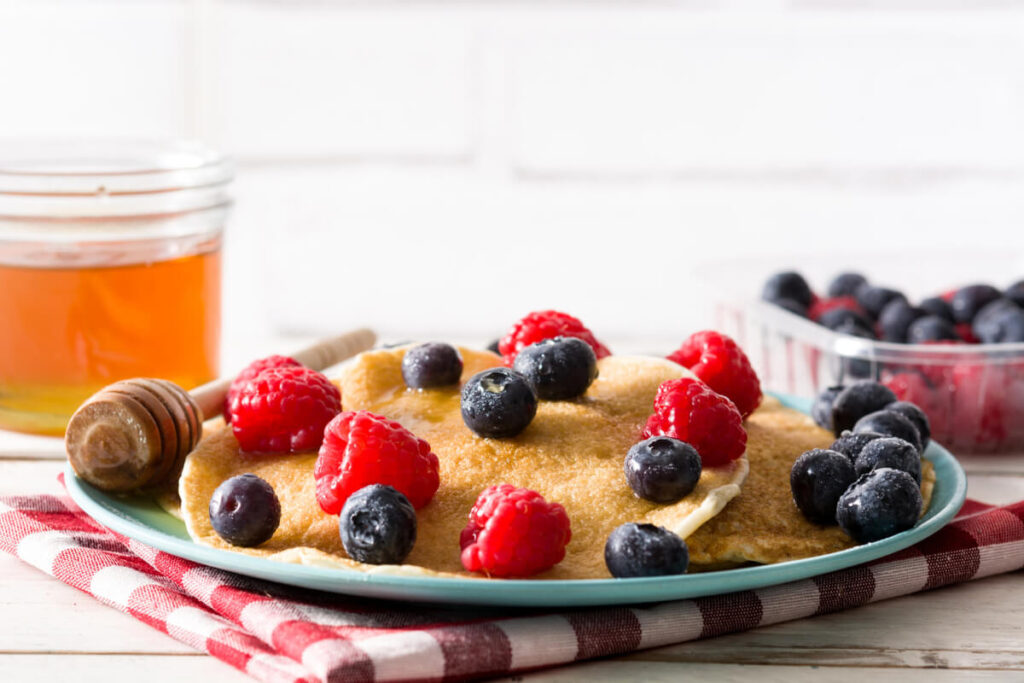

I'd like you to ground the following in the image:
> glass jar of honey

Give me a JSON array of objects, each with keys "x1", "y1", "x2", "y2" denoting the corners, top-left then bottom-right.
[{"x1": 0, "y1": 140, "x2": 231, "y2": 435}]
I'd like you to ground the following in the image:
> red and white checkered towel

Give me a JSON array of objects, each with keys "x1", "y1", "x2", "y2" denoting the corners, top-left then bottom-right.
[{"x1": 1, "y1": 483, "x2": 1022, "y2": 683}]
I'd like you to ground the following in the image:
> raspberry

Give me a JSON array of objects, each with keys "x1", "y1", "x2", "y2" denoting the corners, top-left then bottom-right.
[
  {"x1": 314, "y1": 411, "x2": 440, "y2": 514},
  {"x1": 1003, "y1": 362, "x2": 1024, "y2": 447},
  {"x1": 807, "y1": 296, "x2": 865, "y2": 323},
  {"x1": 951, "y1": 363, "x2": 1007, "y2": 451},
  {"x1": 498, "y1": 310, "x2": 610, "y2": 365},
  {"x1": 881, "y1": 370, "x2": 948, "y2": 439},
  {"x1": 955, "y1": 323, "x2": 979, "y2": 344},
  {"x1": 225, "y1": 355, "x2": 302, "y2": 421},
  {"x1": 229, "y1": 366, "x2": 340, "y2": 453},
  {"x1": 459, "y1": 484, "x2": 571, "y2": 577},
  {"x1": 667, "y1": 331, "x2": 762, "y2": 417},
  {"x1": 883, "y1": 350, "x2": 958, "y2": 409},
  {"x1": 642, "y1": 377, "x2": 747, "y2": 467}
]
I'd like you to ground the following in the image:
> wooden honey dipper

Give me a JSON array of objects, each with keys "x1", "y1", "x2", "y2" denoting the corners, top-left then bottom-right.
[{"x1": 65, "y1": 328, "x2": 377, "y2": 493}]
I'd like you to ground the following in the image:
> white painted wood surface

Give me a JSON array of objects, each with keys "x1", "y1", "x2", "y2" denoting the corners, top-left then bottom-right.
[{"x1": 1, "y1": 434, "x2": 1022, "y2": 681}]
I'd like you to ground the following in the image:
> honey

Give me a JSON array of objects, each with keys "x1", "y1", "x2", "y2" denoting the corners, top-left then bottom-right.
[
  {"x1": 0, "y1": 248, "x2": 221, "y2": 434},
  {"x1": 0, "y1": 139, "x2": 232, "y2": 436}
]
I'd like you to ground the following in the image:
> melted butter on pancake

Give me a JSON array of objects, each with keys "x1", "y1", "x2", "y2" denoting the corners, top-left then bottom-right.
[{"x1": 180, "y1": 347, "x2": 747, "y2": 578}]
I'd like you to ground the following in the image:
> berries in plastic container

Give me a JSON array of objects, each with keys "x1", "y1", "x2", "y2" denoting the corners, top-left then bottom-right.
[{"x1": 704, "y1": 252, "x2": 1024, "y2": 454}]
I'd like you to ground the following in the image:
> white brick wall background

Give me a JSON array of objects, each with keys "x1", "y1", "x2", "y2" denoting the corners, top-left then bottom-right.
[{"x1": 3, "y1": 1, "x2": 1024, "y2": 361}]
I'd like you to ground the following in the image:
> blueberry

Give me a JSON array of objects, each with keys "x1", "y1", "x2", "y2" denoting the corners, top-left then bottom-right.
[
  {"x1": 906, "y1": 315, "x2": 959, "y2": 344},
  {"x1": 855, "y1": 285, "x2": 907, "y2": 320},
  {"x1": 974, "y1": 298, "x2": 1018, "y2": 326},
  {"x1": 842, "y1": 359, "x2": 877, "y2": 381},
  {"x1": 339, "y1": 484, "x2": 417, "y2": 565},
  {"x1": 827, "y1": 319, "x2": 878, "y2": 379},
  {"x1": 811, "y1": 385, "x2": 844, "y2": 431},
  {"x1": 854, "y1": 437, "x2": 922, "y2": 484},
  {"x1": 461, "y1": 367, "x2": 538, "y2": 438},
  {"x1": 831, "y1": 382, "x2": 897, "y2": 435},
  {"x1": 1005, "y1": 280, "x2": 1024, "y2": 308},
  {"x1": 972, "y1": 299, "x2": 1024, "y2": 343},
  {"x1": 624, "y1": 437, "x2": 702, "y2": 504},
  {"x1": 886, "y1": 401, "x2": 931, "y2": 451},
  {"x1": 486, "y1": 339, "x2": 501, "y2": 354},
  {"x1": 208, "y1": 474, "x2": 281, "y2": 548},
  {"x1": 774, "y1": 297, "x2": 809, "y2": 317},
  {"x1": 950, "y1": 284, "x2": 1003, "y2": 324},
  {"x1": 818, "y1": 308, "x2": 874, "y2": 334},
  {"x1": 762, "y1": 271, "x2": 813, "y2": 309},
  {"x1": 919, "y1": 296, "x2": 955, "y2": 323},
  {"x1": 853, "y1": 409, "x2": 923, "y2": 453},
  {"x1": 604, "y1": 523, "x2": 689, "y2": 578},
  {"x1": 402, "y1": 342, "x2": 463, "y2": 389},
  {"x1": 512, "y1": 336, "x2": 598, "y2": 400},
  {"x1": 837, "y1": 468, "x2": 922, "y2": 543},
  {"x1": 827, "y1": 272, "x2": 868, "y2": 298},
  {"x1": 982, "y1": 309, "x2": 1024, "y2": 343},
  {"x1": 835, "y1": 318, "x2": 877, "y2": 340},
  {"x1": 829, "y1": 430, "x2": 885, "y2": 461},
  {"x1": 790, "y1": 449, "x2": 857, "y2": 525},
  {"x1": 878, "y1": 300, "x2": 925, "y2": 343}
]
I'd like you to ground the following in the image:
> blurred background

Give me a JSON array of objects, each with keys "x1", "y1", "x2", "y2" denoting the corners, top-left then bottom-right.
[{"x1": 5, "y1": 1, "x2": 1024, "y2": 360}]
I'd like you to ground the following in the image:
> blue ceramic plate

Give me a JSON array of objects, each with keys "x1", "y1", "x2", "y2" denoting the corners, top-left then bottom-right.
[{"x1": 64, "y1": 395, "x2": 967, "y2": 607}]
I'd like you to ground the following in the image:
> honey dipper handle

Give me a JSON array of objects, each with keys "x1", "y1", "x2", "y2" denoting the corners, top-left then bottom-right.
[
  {"x1": 189, "y1": 327, "x2": 377, "y2": 420},
  {"x1": 289, "y1": 327, "x2": 377, "y2": 372}
]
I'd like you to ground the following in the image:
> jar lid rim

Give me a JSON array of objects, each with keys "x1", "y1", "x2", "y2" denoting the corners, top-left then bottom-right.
[
  {"x1": 0, "y1": 139, "x2": 232, "y2": 193},
  {"x1": 0, "y1": 139, "x2": 232, "y2": 217}
]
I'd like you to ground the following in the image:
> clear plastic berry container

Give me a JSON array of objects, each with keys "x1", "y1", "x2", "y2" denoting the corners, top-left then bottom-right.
[{"x1": 707, "y1": 252, "x2": 1024, "y2": 455}]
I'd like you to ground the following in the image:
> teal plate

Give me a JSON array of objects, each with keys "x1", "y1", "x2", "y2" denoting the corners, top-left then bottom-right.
[{"x1": 64, "y1": 395, "x2": 967, "y2": 607}]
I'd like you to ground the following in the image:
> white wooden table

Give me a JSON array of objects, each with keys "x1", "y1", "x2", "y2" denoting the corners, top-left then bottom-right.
[{"x1": 2, "y1": 435, "x2": 1022, "y2": 682}]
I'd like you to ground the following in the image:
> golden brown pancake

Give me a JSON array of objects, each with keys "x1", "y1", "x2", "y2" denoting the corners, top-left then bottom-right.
[
  {"x1": 179, "y1": 348, "x2": 748, "y2": 578},
  {"x1": 687, "y1": 398, "x2": 935, "y2": 567}
]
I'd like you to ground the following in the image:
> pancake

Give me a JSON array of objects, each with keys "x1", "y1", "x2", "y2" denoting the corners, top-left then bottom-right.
[
  {"x1": 155, "y1": 488, "x2": 183, "y2": 520},
  {"x1": 179, "y1": 347, "x2": 748, "y2": 579},
  {"x1": 686, "y1": 398, "x2": 936, "y2": 567},
  {"x1": 178, "y1": 346, "x2": 935, "y2": 578}
]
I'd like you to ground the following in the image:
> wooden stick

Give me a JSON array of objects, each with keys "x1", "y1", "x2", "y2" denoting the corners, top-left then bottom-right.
[{"x1": 66, "y1": 328, "x2": 377, "y2": 493}]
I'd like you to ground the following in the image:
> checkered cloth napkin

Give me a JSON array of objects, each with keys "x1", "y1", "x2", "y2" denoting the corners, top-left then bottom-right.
[{"x1": 1, "y1": 484, "x2": 1022, "y2": 683}]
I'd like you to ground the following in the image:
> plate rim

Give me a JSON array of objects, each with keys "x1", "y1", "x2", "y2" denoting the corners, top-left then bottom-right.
[{"x1": 63, "y1": 394, "x2": 969, "y2": 607}]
